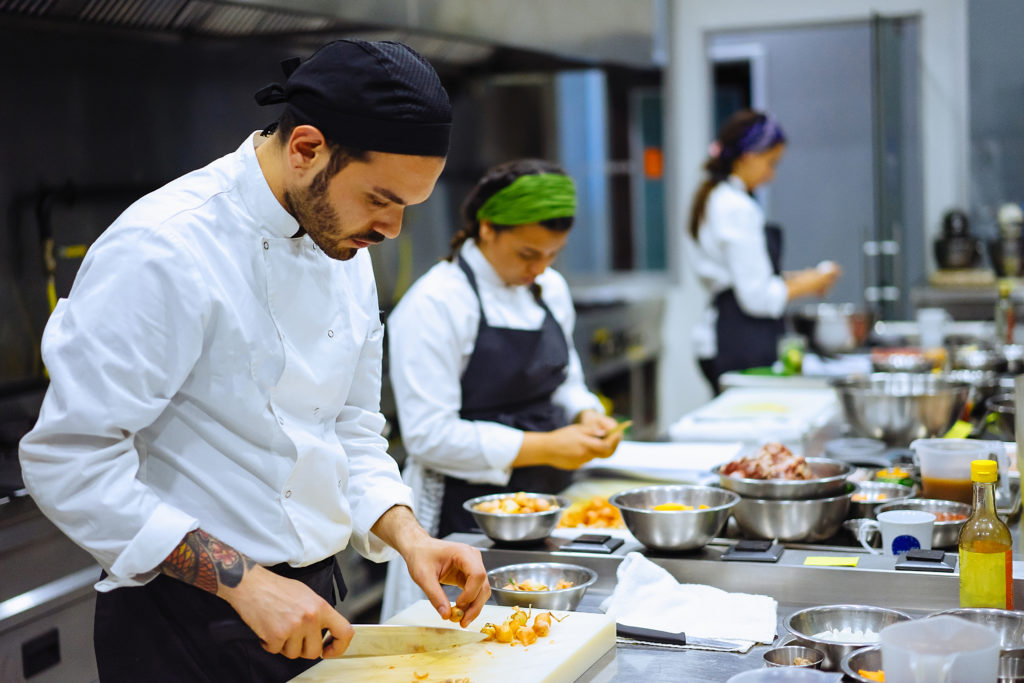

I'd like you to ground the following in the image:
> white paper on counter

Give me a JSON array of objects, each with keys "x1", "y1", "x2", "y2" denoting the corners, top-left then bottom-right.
[
  {"x1": 578, "y1": 440, "x2": 743, "y2": 481},
  {"x1": 600, "y1": 552, "x2": 777, "y2": 650}
]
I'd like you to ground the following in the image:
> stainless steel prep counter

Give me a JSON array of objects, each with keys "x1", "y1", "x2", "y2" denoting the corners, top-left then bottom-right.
[{"x1": 444, "y1": 530, "x2": 1024, "y2": 682}]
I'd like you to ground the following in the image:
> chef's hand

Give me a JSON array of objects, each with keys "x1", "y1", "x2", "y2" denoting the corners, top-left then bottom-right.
[
  {"x1": 220, "y1": 564, "x2": 355, "y2": 659},
  {"x1": 372, "y1": 505, "x2": 490, "y2": 627},
  {"x1": 576, "y1": 409, "x2": 618, "y2": 436},
  {"x1": 517, "y1": 423, "x2": 620, "y2": 470}
]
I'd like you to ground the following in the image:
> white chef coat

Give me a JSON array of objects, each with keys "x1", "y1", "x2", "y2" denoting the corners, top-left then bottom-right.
[
  {"x1": 19, "y1": 134, "x2": 413, "y2": 592},
  {"x1": 686, "y1": 175, "x2": 788, "y2": 359},
  {"x1": 380, "y1": 239, "x2": 603, "y2": 619}
]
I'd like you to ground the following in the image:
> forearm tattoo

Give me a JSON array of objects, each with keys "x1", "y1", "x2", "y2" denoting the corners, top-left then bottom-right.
[{"x1": 161, "y1": 529, "x2": 257, "y2": 593}]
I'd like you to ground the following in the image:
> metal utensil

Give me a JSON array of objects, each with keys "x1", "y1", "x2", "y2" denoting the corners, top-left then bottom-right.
[
  {"x1": 208, "y1": 621, "x2": 486, "y2": 657},
  {"x1": 615, "y1": 622, "x2": 744, "y2": 651}
]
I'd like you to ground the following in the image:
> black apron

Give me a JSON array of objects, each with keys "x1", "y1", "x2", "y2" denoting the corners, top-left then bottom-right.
[
  {"x1": 94, "y1": 556, "x2": 346, "y2": 683},
  {"x1": 703, "y1": 224, "x2": 786, "y2": 393},
  {"x1": 434, "y1": 257, "x2": 574, "y2": 538}
]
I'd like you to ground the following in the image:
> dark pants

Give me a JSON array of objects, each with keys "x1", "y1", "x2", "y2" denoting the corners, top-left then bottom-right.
[{"x1": 94, "y1": 557, "x2": 345, "y2": 683}]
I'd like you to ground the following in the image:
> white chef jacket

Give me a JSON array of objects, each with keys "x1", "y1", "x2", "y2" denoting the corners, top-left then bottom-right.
[
  {"x1": 19, "y1": 134, "x2": 413, "y2": 592},
  {"x1": 686, "y1": 175, "x2": 788, "y2": 359},
  {"x1": 381, "y1": 239, "x2": 603, "y2": 619}
]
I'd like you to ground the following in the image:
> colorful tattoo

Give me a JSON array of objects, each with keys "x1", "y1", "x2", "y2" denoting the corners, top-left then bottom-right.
[{"x1": 161, "y1": 529, "x2": 257, "y2": 593}]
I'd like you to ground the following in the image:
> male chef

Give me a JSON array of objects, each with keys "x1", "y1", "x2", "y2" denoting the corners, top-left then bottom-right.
[{"x1": 19, "y1": 38, "x2": 489, "y2": 682}]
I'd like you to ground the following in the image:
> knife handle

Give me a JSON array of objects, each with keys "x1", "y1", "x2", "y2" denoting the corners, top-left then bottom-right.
[
  {"x1": 616, "y1": 623, "x2": 687, "y2": 646},
  {"x1": 208, "y1": 620, "x2": 336, "y2": 648}
]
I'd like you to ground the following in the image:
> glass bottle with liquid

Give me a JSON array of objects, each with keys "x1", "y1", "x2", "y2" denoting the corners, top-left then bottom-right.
[
  {"x1": 995, "y1": 280, "x2": 1016, "y2": 345},
  {"x1": 958, "y1": 459, "x2": 1014, "y2": 609}
]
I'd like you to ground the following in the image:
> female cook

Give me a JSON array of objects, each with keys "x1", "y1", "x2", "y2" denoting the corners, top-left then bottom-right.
[
  {"x1": 381, "y1": 159, "x2": 623, "y2": 617},
  {"x1": 687, "y1": 109, "x2": 841, "y2": 394}
]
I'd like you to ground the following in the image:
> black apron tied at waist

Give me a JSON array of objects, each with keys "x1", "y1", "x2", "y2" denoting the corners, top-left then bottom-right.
[
  {"x1": 434, "y1": 257, "x2": 574, "y2": 538},
  {"x1": 704, "y1": 223, "x2": 786, "y2": 393}
]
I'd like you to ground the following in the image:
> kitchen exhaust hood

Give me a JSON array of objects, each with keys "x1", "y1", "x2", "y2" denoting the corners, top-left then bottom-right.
[{"x1": 0, "y1": 0, "x2": 660, "y2": 68}]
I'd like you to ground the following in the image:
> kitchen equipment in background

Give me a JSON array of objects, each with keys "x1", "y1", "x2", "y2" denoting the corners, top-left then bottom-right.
[
  {"x1": 973, "y1": 393, "x2": 1016, "y2": 442},
  {"x1": 880, "y1": 614, "x2": 999, "y2": 683},
  {"x1": 989, "y1": 203, "x2": 1024, "y2": 277},
  {"x1": 910, "y1": 438, "x2": 1009, "y2": 504},
  {"x1": 608, "y1": 485, "x2": 738, "y2": 551},
  {"x1": 712, "y1": 458, "x2": 852, "y2": 500},
  {"x1": 925, "y1": 608, "x2": 1024, "y2": 653},
  {"x1": 874, "y1": 499, "x2": 970, "y2": 548},
  {"x1": 790, "y1": 303, "x2": 875, "y2": 354},
  {"x1": 830, "y1": 373, "x2": 971, "y2": 446},
  {"x1": 916, "y1": 307, "x2": 951, "y2": 349},
  {"x1": 933, "y1": 209, "x2": 982, "y2": 270},
  {"x1": 486, "y1": 562, "x2": 597, "y2": 610},
  {"x1": 786, "y1": 604, "x2": 911, "y2": 671}
]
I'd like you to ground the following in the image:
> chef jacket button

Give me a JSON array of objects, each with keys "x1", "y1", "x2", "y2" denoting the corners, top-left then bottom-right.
[
  {"x1": 327, "y1": 329, "x2": 334, "y2": 338},
  {"x1": 313, "y1": 407, "x2": 320, "y2": 416},
  {"x1": 277, "y1": 416, "x2": 284, "y2": 426},
  {"x1": 284, "y1": 489, "x2": 292, "y2": 498},
  {"x1": 338, "y1": 480, "x2": 343, "y2": 487},
  {"x1": 263, "y1": 240, "x2": 269, "y2": 250}
]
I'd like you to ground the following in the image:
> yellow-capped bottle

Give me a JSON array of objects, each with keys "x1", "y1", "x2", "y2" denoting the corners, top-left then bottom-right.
[{"x1": 958, "y1": 459, "x2": 1014, "y2": 609}]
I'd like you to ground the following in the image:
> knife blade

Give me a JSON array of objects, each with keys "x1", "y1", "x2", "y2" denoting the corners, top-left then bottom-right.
[
  {"x1": 615, "y1": 623, "x2": 745, "y2": 651},
  {"x1": 208, "y1": 620, "x2": 486, "y2": 657}
]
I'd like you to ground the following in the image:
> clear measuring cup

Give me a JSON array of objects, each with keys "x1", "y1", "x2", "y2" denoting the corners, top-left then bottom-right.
[
  {"x1": 881, "y1": 615, "x2": 999, "y2": 683},
  {"x1": 909, "y1": 438, "x2": 1009, "y2": 505}
]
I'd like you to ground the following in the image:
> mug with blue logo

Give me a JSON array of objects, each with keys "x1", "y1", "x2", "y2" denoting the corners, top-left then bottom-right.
[{"x1": 858, "y1": 509, "x2": 936, "y2": 556}]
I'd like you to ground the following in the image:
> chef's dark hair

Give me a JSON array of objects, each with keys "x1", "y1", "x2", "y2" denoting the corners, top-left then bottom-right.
[
  {"x1": 264, "y1": 110, "x2": 371, "y2": 178},
  {"x1": 447, "y1": 159, "x2": 575, "y2": 262},
  {"x1": 688, "y1": 109, "x2": 784, "y2": 239}
]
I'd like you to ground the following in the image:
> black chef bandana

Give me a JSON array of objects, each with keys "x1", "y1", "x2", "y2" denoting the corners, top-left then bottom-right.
[{"x1": 255, "y1": 39, "x2": 451, "y2": 157}]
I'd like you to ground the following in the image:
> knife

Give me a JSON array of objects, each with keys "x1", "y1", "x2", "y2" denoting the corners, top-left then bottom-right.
[
  {"x1": 616, "y1": 623, "x2": 745, "y2": 651},
  {"x1": 209, "y1": 620, "x2": 487, "y2": 657}
]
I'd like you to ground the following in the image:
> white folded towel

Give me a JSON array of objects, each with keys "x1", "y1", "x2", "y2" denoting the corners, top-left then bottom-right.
[{"x1": 600, "y1": 552, "x2": 777, "y2": 649}]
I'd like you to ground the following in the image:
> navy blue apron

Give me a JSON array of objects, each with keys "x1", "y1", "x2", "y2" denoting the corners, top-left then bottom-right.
[
  {"x1": 434, "y1": 257, "x2": 574, "y2": 538},
  {"x1": 703, "y1": 224, "x2": 785, "y2": 393}
]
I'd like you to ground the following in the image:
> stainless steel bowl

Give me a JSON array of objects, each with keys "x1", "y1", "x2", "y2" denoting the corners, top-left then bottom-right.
[
  {"x1": 831, "y1": 373, "x2": 971, "y2": 445},
  {"x1": 848, "y1": 481, "x2": 916, "y2": 519},
  {"x1": 839, "y1": 645, "x2": 882, "y2": 683},
  {"x1": 731, "y1": 488, "x2": 853, "y2": 542},
  {"x1": 1000, "y1": 648, "x2": 1024, "y2": 683},
  {"x1": 487, "y1": 562, "x2": 597, "y2": 610},
  {"x1": 463, "y1": 493, "x2": 568, "y2": 543},
  {"x1": 875, "y1": 498, "x2": 970, "y2": 548},
  {"x1": 712, "y1": 457, "x2": 853, "y2": 500},
  {"x1": 927, "y1": 609, "x2": 1024, "y2": 652},
  {"x1": 763, "y1": 645, "x2": 824, "y2": 669},
  {"x1": 786, "y1": 604, "x2": 911, "y2": 671},
  {"x1": 608, "y1": 485, "x2": 738, "y2": 551}
]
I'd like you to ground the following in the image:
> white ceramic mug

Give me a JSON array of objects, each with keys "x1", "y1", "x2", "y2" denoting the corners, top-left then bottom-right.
[{"x1": 858, "y1": 509, "x2": 935, "y2": 556}]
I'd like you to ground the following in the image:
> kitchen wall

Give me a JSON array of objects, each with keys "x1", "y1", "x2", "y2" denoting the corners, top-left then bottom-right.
[{"x1": 968, "y1": 0, "x2": 1024, "y2": 237}]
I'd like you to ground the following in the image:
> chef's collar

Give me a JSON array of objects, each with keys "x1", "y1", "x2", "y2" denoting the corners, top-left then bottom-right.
[
  {"x1": 238, "y1": 133, "x2": 300, "y2": 239},
  {"x1": 726, "y1": 174, "x2": 749, "y2": 193},
  {"x1": 460, "y1": 239, "x2": 512, "y2": 290}
]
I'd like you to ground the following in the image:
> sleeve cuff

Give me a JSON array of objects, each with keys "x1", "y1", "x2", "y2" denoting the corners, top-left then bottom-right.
[
  {"x1": 348, "y1": 482, "x2": 415, "y2": 562},
  {"x1": 99, "y1": 502, "x2": 199, "y2": 591}
]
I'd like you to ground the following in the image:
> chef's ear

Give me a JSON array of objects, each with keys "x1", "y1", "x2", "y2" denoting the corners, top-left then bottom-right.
[
  {"x1": 287, "y1": 125, "x2": 327, "y2": 169},
  {"x1": 478, "y1": 220, "x2": 494, "y2": 242}
]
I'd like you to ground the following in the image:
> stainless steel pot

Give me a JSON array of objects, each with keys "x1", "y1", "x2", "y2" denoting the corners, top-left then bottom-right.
[{"x1": 712, "y1": 457, "x2": 852, "y2": 500}]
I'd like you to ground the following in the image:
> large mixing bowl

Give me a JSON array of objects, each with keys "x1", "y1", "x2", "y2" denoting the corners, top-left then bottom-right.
[
  {"x1": 831, "y1": 373, "x2": 970, "y2": 445},
  {"x1": 926, "y1": 608, "x2": 1024, "y2": 652},
  {"x1": 609, "y1": 485, "x2": 738, "y2": 551},
  {"x1": 731, "y1": 487, "x2": 853, "y2": 542},
  {"x1": 463, "y1": 493, "x2": 568, "y2": 543},
  {"x1": 712, "y1": 457, "x2": 853, "y2": 500},
  {"x1": 787, "y1": 604, "x2": 911, "y2": 671}
]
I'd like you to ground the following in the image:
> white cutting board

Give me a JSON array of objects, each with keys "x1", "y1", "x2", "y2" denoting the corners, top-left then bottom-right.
[{"x1": 291, "y1": 601, "x2": 616, "y2": 683}]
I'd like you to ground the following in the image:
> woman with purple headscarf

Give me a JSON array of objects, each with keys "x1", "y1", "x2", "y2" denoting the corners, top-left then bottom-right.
[{"x1": 686, "y1": 109, "x2": 841, "y2": 393}]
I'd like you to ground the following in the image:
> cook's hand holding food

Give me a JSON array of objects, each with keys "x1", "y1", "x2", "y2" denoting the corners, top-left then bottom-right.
[
  {"x1": 402, "y1": 536, "x2": 491, "y2": 628},
  {"x1": 220, "y1": 565, "x2": 354, "y2": 659},
  {"x1": 519, "y1": 423, "x2": 620, "y2": 469}
]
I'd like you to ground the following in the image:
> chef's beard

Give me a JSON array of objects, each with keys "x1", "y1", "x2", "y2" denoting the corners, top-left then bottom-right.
[{"x1": 284, "y1": 166, "x2": 383, "y2": 262}]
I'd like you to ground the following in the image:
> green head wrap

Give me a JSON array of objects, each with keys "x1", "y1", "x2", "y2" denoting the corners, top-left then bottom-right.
[{"x1": 475, "y1": 173, "x2": 576, "y2": 226}]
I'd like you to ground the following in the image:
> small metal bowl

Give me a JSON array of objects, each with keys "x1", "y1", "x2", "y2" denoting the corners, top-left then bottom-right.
[
  {"x1": 731, "y1": 488, "x2": 853, "y2": 543},
  {"x1": 487, "y1": 562, "x2": 597, "y2": 610},
  {"x1": 763, "y1": 645, "x2": 824, "y2": 668},
  {"x1": 1000, "y1": 648, "x2": 1024, "y2": 683},
  {"x1": 786, "y1": 604, "x2": 911, "y2": 670},
  {"x1": 927, "y1": 608, "x2": 1024, "y2": 652},
  {"x1": 840, "y1": 645, "x2": 882, "y2": 683},
  {"x1": 463, "y1": 492, "x2": 568, "y2": 543},
  {"x1": 848, "y1": 481, "x2": 916, "y2": 519},
  {"x1": 608, "y1": 485, "x2": 738, "y2": 551},
  {"x1": 712, "y1": 457, "x2": 853, "y2": 500},
  {"x1": 875, "y1": 498, "x2": 971, "y2": 548}
]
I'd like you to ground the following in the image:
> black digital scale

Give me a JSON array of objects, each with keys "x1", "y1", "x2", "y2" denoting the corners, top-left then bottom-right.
[
  {"x1": 560, "y1": 533, "x2": 624, "y2": 554},
  {"x1": 894, "y1": 548, "x2": 958, "y2": 573},
  {"x1": 721, "y1": 539, "x2": 784, "y2": 562}
]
